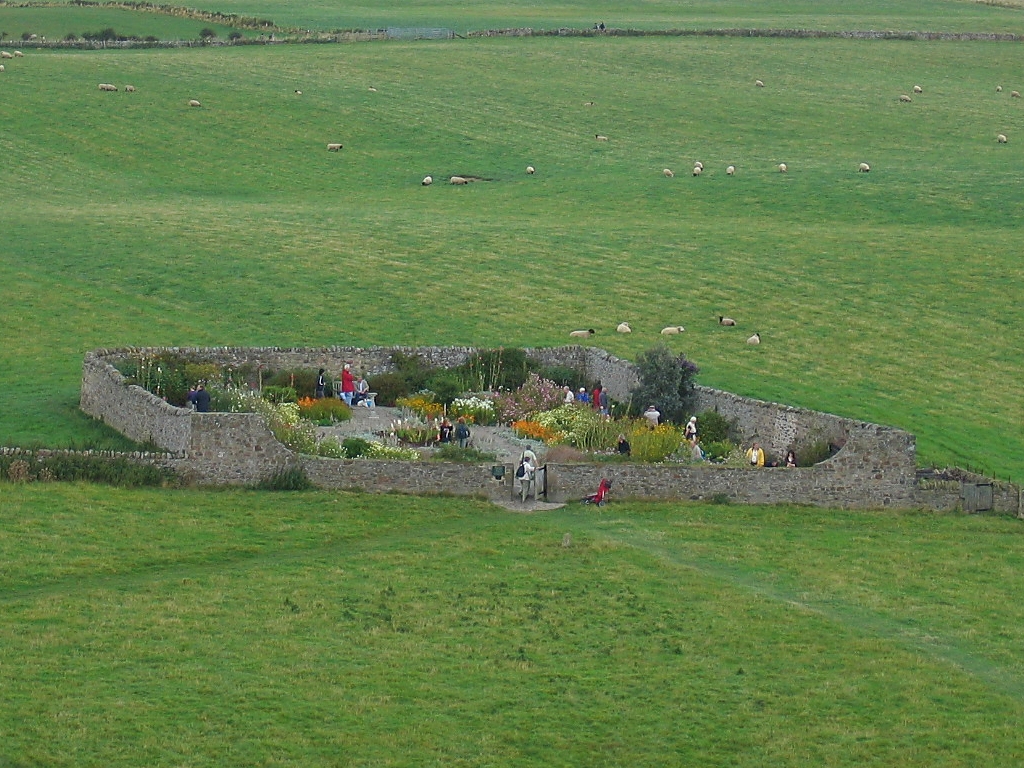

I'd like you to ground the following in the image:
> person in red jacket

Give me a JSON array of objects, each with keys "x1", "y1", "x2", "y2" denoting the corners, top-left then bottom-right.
[{"x1": 340, "y1": 364, "x2": 355, "y2": 405}]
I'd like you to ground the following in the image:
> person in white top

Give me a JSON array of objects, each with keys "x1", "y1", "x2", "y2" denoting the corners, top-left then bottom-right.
[{"x1": 643, "y1": 405, "x2": 660, "y2": 428}]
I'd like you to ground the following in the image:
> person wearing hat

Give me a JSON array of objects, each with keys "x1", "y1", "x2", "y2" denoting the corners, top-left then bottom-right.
[
  {"x1": 576, "y1": 387, "x2": 590, "y2": 404},
  {"x1": 684, "y1": 416, "x2": 698, "y2": 442},
  {"x1": 643, "y1": 405, "x2": 660, "y2": 429}
]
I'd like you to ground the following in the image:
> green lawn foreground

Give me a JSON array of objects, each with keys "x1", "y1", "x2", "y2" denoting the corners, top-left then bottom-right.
[{"x1": 2, "y1": 485, "x2": 1024, "y2": 766}]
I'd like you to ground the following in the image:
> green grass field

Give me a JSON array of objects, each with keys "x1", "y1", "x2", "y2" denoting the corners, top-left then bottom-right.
[
  {"x1": 1, "y1": 34, "x2": 1022, "y2": 477},
  {"x1": 3, "y1": 485, "x2": 1024, "y2": 765}
]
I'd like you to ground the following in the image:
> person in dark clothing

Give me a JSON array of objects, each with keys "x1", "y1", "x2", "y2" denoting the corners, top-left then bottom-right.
[
  {"x1": 194, "y1": 384, "x2": 211, "y2": 413},
  {"x1": 316, "y1": 368, "x2": 327, "y2": 399},
  {"x1": 616, "y1": 434, "x2": 631, "y2": 456}
]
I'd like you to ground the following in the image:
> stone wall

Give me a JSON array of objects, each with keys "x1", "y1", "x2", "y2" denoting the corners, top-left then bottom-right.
[{"x1": 77, "y1": 346, "x2": 1020, "y2": 513}]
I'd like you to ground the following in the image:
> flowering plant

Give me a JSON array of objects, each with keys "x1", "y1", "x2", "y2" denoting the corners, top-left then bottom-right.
[
  {"x1": 448, "y1": 396, "x2": 495, "y2": 425},
  {"x1": 511, "y1": 419, "x2": 563, "y2": 444},
  {"x1": 365, "y1": 443, "x2": 421, "y2": 460},
  {"x1": 396, "y1": 393, "x2": 444, "y2": 420},
  {"x1": 491, "y1": 374, "x2": 565, "y2": 423},
  {"x1": 535, "y1": 405, "x2": 619, "y2": 450}
]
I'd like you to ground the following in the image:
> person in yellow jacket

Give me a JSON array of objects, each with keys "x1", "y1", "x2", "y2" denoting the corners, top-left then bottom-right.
[{"x1": 746, "y1": 442, "x2": 765, "y2": 467}]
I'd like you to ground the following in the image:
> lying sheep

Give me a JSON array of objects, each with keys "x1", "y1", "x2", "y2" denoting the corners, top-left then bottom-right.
[
  {"x1": 726, "y1": 165, "x2": 735, "y2": 175},
  {"x1": 913, "y1": 85, "x2": 923, "y2": 94},
  {"x1": 595, "y1": 134, "x2": 608, "y2": 141},
  {"x1": 0, "y1": 65, "x2": 4, "y2": 73},
  {"x1": 719, "y1": 316, "x2": 736, "y2": 326},
  {"x1": 124, "y1": 85, "x2": 136, "y2": 92},
  {"x1": 450, "y1": 176, "x2": 468, "y2": 185},
  {"x1": 368, "y1": 86, "x2": 377, "y2": 92},
  {"x1": 692, "y1": 165, "x2": 702, "y2": 176},
  {"x1": 188, "y1": 99, "x2": 201, "y2": 107},
  {"x1": 859, "y1": 162, "x2": 871, "y2": 172},
  {"x1": 778, "y1": 163, "x2": 787, "y2": 173},
  {"x1": 294, "y1": 89, "x2": 302, "y2": 95},
  {"x1": 660, "y1": 326, "x2": 685, "y2": 335},
  {"x1": 997, "y1": 85, "x2": 1003, "y2": 92},
  {"x1": 616, "y1": 322, "x2": 631, "y2": 333},
  {"x1": 1014, "y1": 91, "x2": 1022, "y2": 98},
  {"x1": 569, "y1": 329, "x2": 595, "y2": 338},
  {"x1": 755, "y1": 79, "x2": 764, "y2": 87},
  {"x1": 326, "y1": 143, "x2": 343, "y2": 151},
  {"x1": 663, "y1": 168, "x2": 674, "y2": 178},
  {"x1": 747, "y1": 333, "x2": 761, "y2": 345},
  {"x1": 997, "y1": 134, "x2": 1008, "y2": 144},
  {"x1": 583, "y1": 101, "x2": 595, "y2": 106},
  {"x1": 526, "y1": 166, "x2": 535, "y2": 174},
  {"x1": 422, "y1": 175, "x2": 433, "y2": 186}
]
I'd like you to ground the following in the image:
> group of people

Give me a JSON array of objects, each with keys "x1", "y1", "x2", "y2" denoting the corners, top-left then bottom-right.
[
  {"x1": 436, "y1": 416, "x2": 472, "y2": 448},
  {"x1": 317, "y1": 365, "x2": 372, "y2": 407},
  {"x1": 186, "y1": 384, "x2": 211, "y2": 412},
  {"x1": 562, "y1": 384, "x2": 610, "y2": 417}
]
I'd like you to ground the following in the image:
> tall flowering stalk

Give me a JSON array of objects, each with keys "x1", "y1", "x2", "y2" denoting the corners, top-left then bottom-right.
[{"x1": 491, "y1": 373, "x2": 565, "y2": 423}]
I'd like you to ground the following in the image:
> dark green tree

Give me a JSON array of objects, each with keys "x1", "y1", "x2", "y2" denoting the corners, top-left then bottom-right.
[{"x1": 628, "y1": 345, "x2": 700, "y2": 425}]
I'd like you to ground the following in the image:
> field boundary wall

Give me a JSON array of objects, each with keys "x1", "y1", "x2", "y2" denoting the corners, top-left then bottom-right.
[{"x1": 77, "y1": 346, "x2": 1022, "y2": 513}]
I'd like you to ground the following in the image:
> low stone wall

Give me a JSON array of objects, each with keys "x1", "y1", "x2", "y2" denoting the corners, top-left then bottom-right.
[{"x1": 77, "y1": 346, "x2": 1020, "y2": 513}]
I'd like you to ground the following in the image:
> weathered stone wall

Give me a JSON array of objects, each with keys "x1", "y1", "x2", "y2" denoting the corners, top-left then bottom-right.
[
  {"x1": 80, "y1": 351, "x2": 191, "y2": 454},
  {"x1": 77, "y1": 346, "x2": 1020, "y2": 513}
]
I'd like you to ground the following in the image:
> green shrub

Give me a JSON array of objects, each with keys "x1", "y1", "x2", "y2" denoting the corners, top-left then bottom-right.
[
  {"x1": 424, "y1": 371, "x2": 465, "y2": 405},
  {"x1": 628, "y1": 422, "x2": 684, "y2": 462},
  {"x1": 264, "y1": 369, "x2": 320, "y2": 399},
  {"x1": 702, "y1": 439, "x2": 736, "y2": 462},
  {"x1": 390, "y1": 352, "x2": 436, "y2": 392},
  {"x1": 254, "y1": 467, "x2": 313, "y2": 491},
  {"x1": 262, "y1": 385, "x2": 297, "y2": 404},
  {"x1": 455, "y1": 348, "x2": 537, "y2": 392},
  {"x1": 298, "y1": 398, "x2": 352, "y2": 424},
  {"x1": 535, "y1": 405, "x2": 618, "y2": 451},
  {"x1": 629, "y1": 345, "x2": 700, "y2": 425},
  {"x1": 368, "y1": 372, "x2": 411, "y2": 406},
  {"x1": 432, "y1": 445, "x2": 497, "y2": 463},
  {"x1": 695, "y1": 410, "x2": 734, "y2": 444},
  {"x1": 0, "y1": 453, "x2": 174, "y2": 487},
  {"x1": 799, "y1": 440, "x2": 837, "y2": 466},
  {"x1": 537, "y1": 364, "x2": 588, "y2": 392},
  {"x1": 342, "y1": 437, "x2": 371, "y2": 458}
]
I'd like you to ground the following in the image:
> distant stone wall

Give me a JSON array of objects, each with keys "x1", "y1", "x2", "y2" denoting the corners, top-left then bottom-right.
[{"x1": 77, "y1": 346, "x2": 1020, "y2": 513}]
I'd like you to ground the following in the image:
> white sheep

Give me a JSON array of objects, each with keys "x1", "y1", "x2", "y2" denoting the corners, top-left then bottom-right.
[
  {"x1": 913, "y1": 85, "x2": 923, "y2": 94},
  {"x1": 124, "y1": 84, "x2": 136, "y2": 92},
  {"x1": 663, "y1": 168, "x2": 674, "y2": 178},
  {"x1": 294, "y1": 89, "x2": 302, "y2": 95},
  {"x1": 661, "y1": 326, "x2": 685, "y2": 335},
  {"x1": 450, "y1": 176, "x2": 468, "y2": 185},
  {"x1": 899, "y1": 94, "x2": 912, "y2": 102},
  {"x1": 778, "y1": 163, "x2": 787, "y2": 173},
  {"x1": 997, "y1": 85, "x2": 1003, "y2": 92},
  {"x1": 997, "y1": 134, "x2": 1008, "y2": 144},
  {"x1": 595, "y1": 134, "x2": 608, "y2": 141},
  {"x1": 569, "y1": 329, "x2": 595, "y2": 338},
  {"x1": 726, "y1": 165, "x2": 735, "y2": 175},
  {"x1": 719, "y1": 316, "x2": 736, "y2": 326},
  {"x1": 326, "y1": 143, "x2": 343, "y2": 151},
  {"x1": 858, "y1": 162, "x2": 871, "y2": 172},
  {"x1": 368, "y1": 86, "x2": 377, "y2": 92},
  {"x1": 0, "y1": 51, "x2": 12, "y2": 59},
  {"x1": 0, "y1": 65, "x2": 4, "y2": 73},
  {"x1": 1011, "y1": 91, "x2": 1021, "y2": 98},
  {"x1": 693, "y1": 161, "x2": 703, "y2": 170},
  {"x1": 755, "y1": 79, "x2": 764, "y2": 87},
  {"x1": 616, "y1": 322, "x2": 631, "y2": 333},
  {"x1": 747, "y1": 332, "x2": 761, "y2": 345},
  {"x1": 692, "y1": 165, "x2": 702, "y2": 176},
  {"x1": 422, "y1": 175, "x2": 433, "y2": 186},
  {"x1": 526, "y1": 166, "x2": 535, "y2": 174},
  {"x1": 13, "y1": 50, "x2": 23, "y2": 57},
  {"x1": 188, "y1": 99, "x2": 201, "y2": 107},
  {"x1": 583, "y1": 101, "x2": 595, "y2": 106},
  {"x1": 98, "y1": 83, "x2": 117, "y2": 91}
]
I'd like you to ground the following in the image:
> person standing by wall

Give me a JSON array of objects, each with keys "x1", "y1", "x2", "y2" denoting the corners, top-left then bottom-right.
[
  {"x1": 194, "y1": 383, "x2": 211, "y2": 413},
  {"x1": 340, "y1": 364, "x2": 355, "y2": 405},
  {"x1": 746, "y1": 442, "x2": 765, "y2": 467},
  {"x1": 454, "y1": 417, "x2": 471, "y2": 448},
  {"x1": 316, "y1": 368, "x2": 327, "y2": 399}
]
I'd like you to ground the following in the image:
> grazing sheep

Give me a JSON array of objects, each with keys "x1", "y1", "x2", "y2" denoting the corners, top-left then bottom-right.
[
  {"x1": 188, "y1": 99, "x2": 201, "y2": 107},
  {"x1": 0, "y1": 65, "x2": 4, "y2": 73},
  {"x1": 661, "y1": 326, "x2": 685, "y2": 335},
  {"x1": 450, "y1": 176, "x2": 468, "y2": 185},
  {"x1": 326, "y1": 143, "x2": 343, "y2": 151},
  {"x1": 569, "y1": 329, "x2": 595, "y2": 338},
  {"x1": 859, "y1": 162, "x2": 871, "y2": 172},
  {"x1": 124, "y1": 84, "x2": 136, "y2": 92},
  {"x1": 913, "y1": 85, "x2": 923, "y2": 93},
  {"x1": 663, "y1": 168, "x2": 674, "y2": 178},
  {"x1": 747, "y1": 332, "x2": 761, "y2": 345},
  {"x1": 368, "y1": 86, "x2": 377, "y2": 92},
  {"x1": 294, "y1": 89, "x2": 302, "y2": 95},
  {"x1": 422, "y1": 175, "x2": 433, "y2": 186},
  {"x1": 755, "y1": 79, "x2": 764, "y2": 87},
  {"x1": 99, "y1": 83, "x2": 118, "y2": 91},
  {"x1": 616, "y1": 322, "x2": 632, "y2": 333},
  {"x1": 693, "y1": 161, "x2": 703, "y2": 170},
  {"x1": 726, "y1": 165, "x2": 735, "y2": 175},
  {"x1": 13, "y1": 50, "x2": 23, "y2": 57},
  {"x1": 998, "y1": 134, "x2": 1008, "y2": 144},
  {"x1": 526, "y1": 166, "x2": 535, "y2": 174},
  {"x1": 997, "y1": 85, "x2": 1003, "y2": 92},
  {"x1": 1013, "y1": 91, "x2": 1022, "y2": 98},
  {"x1": 583, "y1": 101, "x2": 595, "y2": 106},
  {"x1": 0, "y1": 51, "x2": 11, "y2": 59},
  {"x1": 692, "y1": 165, "x2": 702, "y2": 176},
  {"x1": 719, "y1": 316, "x2": 737, "y2": 326},
  {"x1": 595, "y1": 134, "x2": 608, "y2": 141},
  {"x1": 899, "y1": 94, "x2": 912, "y2": 102},
  {"x1": 778, "y1": 163, "x2": 787, "y2": 173}
]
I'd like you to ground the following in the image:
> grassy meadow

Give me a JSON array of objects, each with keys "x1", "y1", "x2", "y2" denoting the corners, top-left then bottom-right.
[
  {"x1": 3, "y1": 485, "x2": 1024, "y2": 765},
  {"x1": 1, "y1": 34, "x2": 1022, "y2": 477}
]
